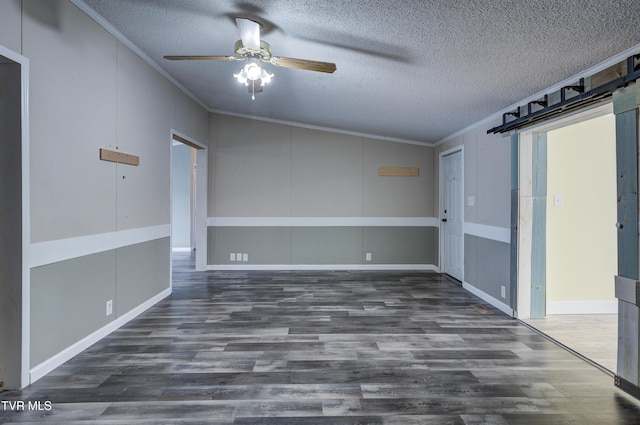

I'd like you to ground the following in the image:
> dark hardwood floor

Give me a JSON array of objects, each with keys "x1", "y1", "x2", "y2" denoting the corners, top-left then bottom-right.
[{"x1": 2, "y1": 252, "x2": 640, "y2": 424}]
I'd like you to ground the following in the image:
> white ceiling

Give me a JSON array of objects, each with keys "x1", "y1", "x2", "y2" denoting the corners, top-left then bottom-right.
[{"x1": 80, "y1": 0, "x2": 640, "y2": 144}]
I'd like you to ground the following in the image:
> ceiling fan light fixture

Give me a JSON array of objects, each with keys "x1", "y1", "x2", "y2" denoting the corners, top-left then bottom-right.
[
  {"x1": 244, "y1": 61, "x2": 263, "y2": 81},
  {"x1": 233, "y1": 58, "x2": 274, "y2": 98},
  {"x1": 259, "y1": 69, "x2": 274, "y2": 86},
  {"x1": 167, "y1": 17, "x2": 335, "y2": 100}
]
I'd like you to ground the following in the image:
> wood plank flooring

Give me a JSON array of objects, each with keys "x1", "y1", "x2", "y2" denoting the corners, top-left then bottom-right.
[
  {"x1": 2, "y1": 252, "x2": 640, "y2": 424},
  {"x1": 524, "y1": 314, "x2": 618, "y2": 374}
]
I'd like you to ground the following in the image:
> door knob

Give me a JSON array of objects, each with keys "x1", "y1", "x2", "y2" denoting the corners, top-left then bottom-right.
[{"x1": 442, "y1": 218, "x2": 447, "y2": 222}]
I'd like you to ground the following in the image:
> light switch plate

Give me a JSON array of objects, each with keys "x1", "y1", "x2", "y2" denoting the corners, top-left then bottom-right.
[
  {"x1": 554, "y1": 194, "x2": 563, "y2": 208},
  {"x1": 467, "y1": 196, "x2": 475, "y2": 207}
]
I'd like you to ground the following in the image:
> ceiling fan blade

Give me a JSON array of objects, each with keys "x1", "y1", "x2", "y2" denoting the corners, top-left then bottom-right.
[
  {"x1": 235, "y1": 18, "x2": 261, "y2": 50},
  {"x1": 270, "y1": 56, "x2": 337, "y2": 73},
  {"x1": 164, "y1": 55, "x2": 236, "y2": 61}
]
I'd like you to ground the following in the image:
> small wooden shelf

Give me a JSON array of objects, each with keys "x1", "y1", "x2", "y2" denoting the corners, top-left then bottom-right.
[
  {"x1": 100, "y1": 148, "x2": 139, "y2": 166},
  {"x1": 379, "y1": 167, "x2": 419, "y2": 176}
]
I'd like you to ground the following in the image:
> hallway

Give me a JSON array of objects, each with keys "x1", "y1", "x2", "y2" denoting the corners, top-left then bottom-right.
[{"x1": 1, "y1": 253, "x2": 639, "y2": 424}]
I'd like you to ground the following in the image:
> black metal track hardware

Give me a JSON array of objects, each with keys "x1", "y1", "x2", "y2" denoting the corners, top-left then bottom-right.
[
  {"x1": 502, "y1": 107, "x2": 521, "y2": 125},
  {"x1": 560, "y1": 78, "x2": 584, "y2": 102},
  {"x1": 488, "y1": 54, "x2": 640, "y2": 134},
  {"x1": 527, "y1": 95, "x2": 548, "y2": 115}
]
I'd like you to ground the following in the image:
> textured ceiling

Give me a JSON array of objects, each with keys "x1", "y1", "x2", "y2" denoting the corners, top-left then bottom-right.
[{"x1": 80, "y1": 0, "x2": 640, "y2": 144}]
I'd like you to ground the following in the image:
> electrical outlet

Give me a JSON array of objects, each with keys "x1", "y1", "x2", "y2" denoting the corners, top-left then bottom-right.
[
  {"x1": 365, "y1": 253, "x2": 372, "y2": 261},
  {"x1": 242, "y1": 253, "x2": 248, "y2": 262},
  {"x1": 236, "y1": 253, "x2": 243, "y2": 261},
  {"x1": 501, "y1": 286, "x2": 506, "y2": 299},
  {"x1": 230, "y1": 253, "x2": 236, "y2": 261},
  {"x1": 106, "y1": 300, "x2": 113, "y2": 316}
]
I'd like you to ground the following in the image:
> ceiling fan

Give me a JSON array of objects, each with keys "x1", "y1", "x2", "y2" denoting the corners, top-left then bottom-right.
[{"x1": 164, "y1": 18, "x2": 337, "y2": 99}]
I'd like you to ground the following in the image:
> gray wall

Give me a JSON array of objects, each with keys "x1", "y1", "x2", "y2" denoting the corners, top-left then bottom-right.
[
  {"x1": 0, "y1": 59, "x2": 23, "y2": 389},
  {"x1": 30, "y1": 238, "x2": 170, "y2": 366},
  {"x1": 207, "y1": 114, "x2": 437, "y2": 268},
  {"x1": 208, "y1": 226, "x2": 438, "y2": 266},
  {"x1": 464, "y1": 234, "x2": 510, "y2": 303},
  {"x1": 0, "y1": 0, "x2": 209, "y2": 385},
  {"x1": 172, "y1": 143, "x2": 192, "y2": 248},
  {"x1": 0, "y1": 0, "x2": 21, "y2": 53},
  {"x1": 436, "y1": 121, "x2": 513, "y2": 307}
]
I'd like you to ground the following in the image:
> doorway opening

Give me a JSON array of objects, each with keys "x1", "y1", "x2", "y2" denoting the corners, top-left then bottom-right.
[
  {"x1": 170, "y1": 132, "x2": 207, "y2": 273},
  {"x1": 0, "y1": 47, "x2": 30, "y2": 389},
  {"x1": 518, "y1": 104, "x2": 618, "y2": 373},
  {"x1": 439, "y1": 147, "x2": 464, "y2": 282},
  {"x1": 172, "y1": 142, "x2": 196, "y2": 252}
]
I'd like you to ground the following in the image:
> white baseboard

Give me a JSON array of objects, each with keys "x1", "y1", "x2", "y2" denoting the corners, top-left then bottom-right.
[
  {"x1": 208, "y1": 216, "x2": 440, "y2": 227},
  {"x1": 172, "y1": 247, "x2": 193, "y2": 252},
  {"x1": 29, "y1": 288, "x2": 171, "y2": 383},
  {"x1": 207, "y1": 264, "x2": 438, "y2": 272},
  {"x1": 462, "y1": 282, "x2": 514, "y2": 317},
  {"x1": 546, "y1": 300, "x2": 618, "y2": 315}
]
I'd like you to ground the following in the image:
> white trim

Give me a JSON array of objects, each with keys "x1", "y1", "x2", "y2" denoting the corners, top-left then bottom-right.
[
  {"x1": 438, "y1": 145, "x2": 465, "y2": 281},
  {"x1": 194, "y1": 146, "x2": 208, "y2": 271},
  {"x1": 546, "y1": 300, "x2": 618, "y2": 315},
  {"x1": 29, "y1": 288, "x2": 171, "y2": 383},
  {"x1": 207, "y1": 216, "x2": 439, "y2": 227},
  {"x1": 435, "y1": 42, "x2": 640, "y2": 146},
  {"x1": 30, "y1": 225, "x2": 170, "y2": 268},
  {"x1": 21, "y1": 52, "x2": 31, "y2": 390},
  {"x1": 172, "y1": 247, "x2": 193, "y2": 252},
  {"x1": 464, "y1": 222, "x2": 510, "y2": 244},
  {"x1": 208, "y1": 264, "x2": 438, "y2": 271},
  {"x1": 0, "y1": 44, "x2": 32, "y2": 389},
  {"x1": 463, "y1": 282, "x2": 515, "y2": 317}
]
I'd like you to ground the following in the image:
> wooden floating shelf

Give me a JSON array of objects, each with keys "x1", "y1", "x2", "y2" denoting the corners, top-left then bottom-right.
[
  {"x1": 379, "y1": 167, "x2": 419, "y2": 177},
  {"x1": 100, "y1": 148, "x2": 139, "y2": 166}
]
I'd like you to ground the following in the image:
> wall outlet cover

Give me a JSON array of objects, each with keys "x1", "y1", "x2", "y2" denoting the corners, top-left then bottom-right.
[
  {"x1": 554, "y1": 194, "x2": 563, "y2": 208},
  {"x1": 106, "y1": 300, "x2": 113, "y2": 316},
  {"x1": 230, "y1": 253, "x2": 236, "y2": 261}
]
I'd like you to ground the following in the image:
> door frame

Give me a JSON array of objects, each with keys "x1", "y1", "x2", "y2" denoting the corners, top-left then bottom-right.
[
  {"x1": 515, "y1": 103, "x2": 613, "y2": 319},
  {"x1": 0, "y1": 44, "x2": 30, "y2": 389},
  {"x1": 170, "y1": 130, "x2": 208, "y2": 271},
  {"x1": 438, "y1": 145, "x2": 464, "y2": 280}
]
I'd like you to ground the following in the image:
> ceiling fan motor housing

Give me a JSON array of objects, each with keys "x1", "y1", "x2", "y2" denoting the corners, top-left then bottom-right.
[{"x1": 234, "y1": 40, "x2": 272, "y2": 62}]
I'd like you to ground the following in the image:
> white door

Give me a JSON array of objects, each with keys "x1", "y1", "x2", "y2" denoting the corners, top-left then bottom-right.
[{"x1": 442, "y1": 150, "x2": 463, "y2": 281}]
